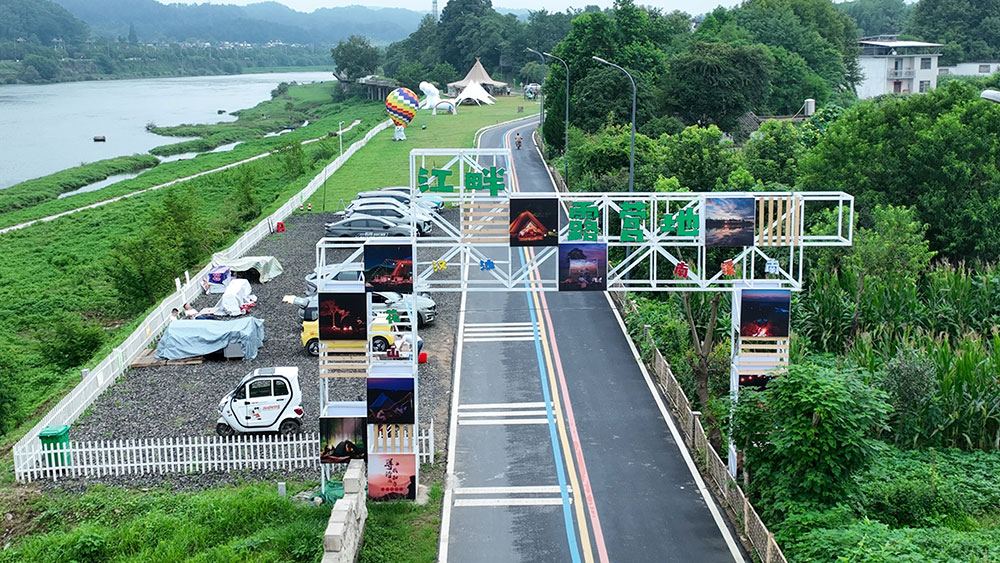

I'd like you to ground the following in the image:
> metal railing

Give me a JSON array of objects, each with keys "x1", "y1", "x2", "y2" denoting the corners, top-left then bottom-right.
[
  {"x1": 12, "y1": 119, "x2": 393, "y2": 481},
  {"x1": 887, "y1": 69, "x2": 915, "y2": 79},
  {"x1": 610, "y1": 292, "x2": 788, "y2": 563}
]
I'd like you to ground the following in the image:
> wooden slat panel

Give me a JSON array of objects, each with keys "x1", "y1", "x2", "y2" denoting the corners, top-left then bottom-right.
[
  {"x1": 463, "y1": 237, "x2": 508, "y2": 244},
  {"x1": 768, "y1": 197, "x2": 776, "y2": 246},
  {"x1": 463, "y1": 220, "x2": 507, "y2": 226},
  {"x1": 777, "y1": 196, "x2": 786, "y2": 244},
  {"x1": 757, "y1": 197, "x2": 766, "y2": 246},
  {"x1": 462, "y1": 211, "x2": 508, "y2": 217},
  {"x1": 462, "y1": 203, "x2": 509, "y2": 209}
]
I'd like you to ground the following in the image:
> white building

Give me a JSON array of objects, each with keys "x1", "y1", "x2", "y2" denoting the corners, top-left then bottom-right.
[
  {"x1": 938, "y1": 61, "x2": 1000, "y2": 77},
  {"x1": 856, "y1": 37, "x2": 943, "y2": 99}
]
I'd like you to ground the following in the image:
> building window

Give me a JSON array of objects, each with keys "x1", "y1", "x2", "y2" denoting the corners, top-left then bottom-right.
[
  {"x1": 921, "y1": 57, "x2": 932, "y2": 69},
  {"x1": 980, "y1": 64, "x2": 991, "y2": 73},
  {"x1": 919, "y1": 80, "x2": 931, "y2": 93},
  {"x1": 939, "y1": 68, "x2": 950, "y2": 75}
]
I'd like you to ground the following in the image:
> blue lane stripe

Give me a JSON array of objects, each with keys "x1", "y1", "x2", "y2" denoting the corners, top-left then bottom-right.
[
  {"x1": 522, "y1": 249, "x2": 580, "y2": 563},
  {"x1": 508, "y1": 125, "x2": 581, "y2": 563}
]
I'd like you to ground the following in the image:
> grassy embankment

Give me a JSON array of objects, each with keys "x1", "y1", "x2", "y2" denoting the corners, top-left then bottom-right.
[
  {"x1": 0, "y1": 83, "x2": 384, "y2": 444},
  {"x1": 0, "y1": 83, "x2": 374, "y2": 231},
  {"x1": 147, "y1": 82, "x2": 340, "y2": 157},
  {"x1": 0, "y1": 155, "x2": 160, "y2": 215},
  {"x1": 0, "y1": 480, "x2": 442, "y2": 563},
  {"x1": 306, "y1": 96, "x2": 538, "y2": 211}
]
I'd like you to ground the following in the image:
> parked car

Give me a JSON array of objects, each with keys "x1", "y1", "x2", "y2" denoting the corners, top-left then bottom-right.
[
  {"x1": 323, "y1": 215, "x2": 414, "y2": 238},
  {"x1": 343, "y1": 202, "x2": 433, "y2": 235},
  {"x1": 377, "y1": 186, "x2": 445, "y2": 211},
  {"x1": 216, "y1": 367, "x2": 304, "y2": 436},
  {"x1": 301, "y1": 314, "x2": 423, "y2": 355},
  {"x1": 357, "y1": 189, "x2": 443, "y2": 213},
  {"x1": 295, "y1": 290, "x2": 436, "y2": 326},
  {"x1": 304, "y1": 263, "x2": 364, "y2": 295},
  {"x1": 344, "y1": 196, "x2": 435, "y2": 224}
]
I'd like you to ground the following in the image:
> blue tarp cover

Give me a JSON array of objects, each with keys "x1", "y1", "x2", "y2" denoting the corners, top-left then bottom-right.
[{"x1": 155, "y1": 317, "x2": 265, "y2": 361}]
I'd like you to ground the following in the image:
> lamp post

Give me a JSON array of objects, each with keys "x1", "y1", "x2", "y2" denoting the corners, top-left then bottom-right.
[
  {"x1": 338, "y1": 120, "x2": 344, "y2": 156},
  {"x1": 592, "y1": 56, "x2": 635, "y2": 194},
  {"x1": 543, "y1": 51, "x2": 570, "y2": 187},
  {"x1": 983, "y1": 89, "x2": 1000, "y2": 103},
  {"x1": 526, "y1": 48, "x2": 545, "y2": 129}
]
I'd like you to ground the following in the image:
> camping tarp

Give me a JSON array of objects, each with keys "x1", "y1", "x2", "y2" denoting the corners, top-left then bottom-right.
[
  {"x1": 454, "y1": 81, "x2": 496, "y2": 106},
  {"x1": 156, "y1": 317, "x2": 265, "y2": 361},
  {"x1": 447, "y1": 58, "x2": 507, "y2": 91},
  {"x1": 217, "y1": 278, "x2": 254, "y2": 316},
  {"x1": 221, "y1": 256, "x2": 283, "y2": 283}
]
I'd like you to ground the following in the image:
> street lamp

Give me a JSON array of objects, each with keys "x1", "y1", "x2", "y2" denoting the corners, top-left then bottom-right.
[
  {"x1": 543, "y1": 51, "x2": 570, "y2": 187},
  {"x1": 338, "y1": 120, "x2": 344, "y2": 156},
  {"x1": 526, "y1": 48, "x2": 545, "y2": 129},
  {"x1": 983, "y1": 89, "x2": 1000, "y2": 103},
  {"x1": 592, "y1": 56, "x2": 635, "y2": 193}
]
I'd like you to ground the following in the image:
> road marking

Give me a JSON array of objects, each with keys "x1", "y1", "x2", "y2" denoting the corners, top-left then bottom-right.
[
  {"x1": 458, "y1": 410, "x2": 549, "y2": 417},
  {"x1": 603, "y1": 292, "x2": 745, "y2": 562},
  {"x1": 455, "y1": 486, "x2": 570, "y2": 495},
  {"x1": 464, "y1": 322, "x2": 536, "y2": 328},
  {"x1": 458, "y1": 419, "x2": 550, "y2": 426},
  {"x1": 457, "y1": 402, "x2": 549, "y2": 410},
  {"x1": 462, "y1": 336, "x2": 537, "y2": 342},
  {"x1": 454, "y1": 498, "x2": 569, "y2": 507}
]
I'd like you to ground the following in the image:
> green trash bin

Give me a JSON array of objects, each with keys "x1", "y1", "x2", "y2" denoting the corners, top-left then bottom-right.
[{"x1": 39, "y1": 425, "x2": 71, "y2": 467}]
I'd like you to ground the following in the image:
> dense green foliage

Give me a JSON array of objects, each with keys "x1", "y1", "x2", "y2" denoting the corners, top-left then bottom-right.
[
  {"x1": 331, "y1": 34, "x2": 381, "y2": 81},
  {"x1": 0, "y1": 0, "x2": 88, "y2": 45},
  {"x1": 0, "y1": 154, "x2": 159, "y2": 214},
  {"x1": 906, "y1": 0, "x2": 1000, "y2": 64},
  {"x1": 836, "y1": 0, "x2": 912, "y2": 37},
  {"x1": 0, "y1": 483, "x2": 329, "y2": 562}
]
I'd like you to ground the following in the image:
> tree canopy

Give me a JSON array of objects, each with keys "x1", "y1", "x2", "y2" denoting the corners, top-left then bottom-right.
[{"x1": 331, "y1": 34, "x2": 380, "y2": 81}]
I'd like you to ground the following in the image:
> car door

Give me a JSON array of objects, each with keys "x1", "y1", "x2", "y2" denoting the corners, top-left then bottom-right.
[{"x1": 245, "y1": 378, "x2": 281, "y2": 428}]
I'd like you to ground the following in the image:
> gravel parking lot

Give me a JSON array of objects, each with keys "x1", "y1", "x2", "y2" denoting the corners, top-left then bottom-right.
[{"x1": 68, "y1": 210, "x2": 460, "y2": 486}]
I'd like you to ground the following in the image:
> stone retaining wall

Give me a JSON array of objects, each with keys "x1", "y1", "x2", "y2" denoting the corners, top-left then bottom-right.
[{"x1": 322, "y1": 460, "x2": 367, "y2": 563}]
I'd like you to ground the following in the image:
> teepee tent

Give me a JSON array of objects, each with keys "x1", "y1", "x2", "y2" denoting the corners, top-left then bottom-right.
[
  {"x1": 448, "y1": 58, "x2": 507, "y2": 94},
  {"x1": 454, "y1": 81, "x2": 496, "y2": 106}
]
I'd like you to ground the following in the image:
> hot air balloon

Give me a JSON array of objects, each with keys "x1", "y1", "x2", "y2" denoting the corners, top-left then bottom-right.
[{"x1": 386, "y1": 87, "x2": 420, "y2": 127}]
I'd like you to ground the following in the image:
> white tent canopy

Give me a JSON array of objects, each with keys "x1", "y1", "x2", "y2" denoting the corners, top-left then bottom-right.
[
  {"x1": 454, "y1": 81, "x2": 496, "y2": 106},
  {"x1": 448, "y1": 58, "x2": 507, "y2": 92}
]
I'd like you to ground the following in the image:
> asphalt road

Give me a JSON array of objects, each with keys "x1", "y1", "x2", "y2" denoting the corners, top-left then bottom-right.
[{"x1": 439, "y1": 119, "x2": 746, "y2": 562}]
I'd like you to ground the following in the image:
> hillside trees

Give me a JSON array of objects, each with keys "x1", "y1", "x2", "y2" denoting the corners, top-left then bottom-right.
[
  {"x1": 907, "y1": 0, "x2": 1000, "y2": 63},
  {"x1": 330, "y1": 34, "x2": 380, "y2": 80}
]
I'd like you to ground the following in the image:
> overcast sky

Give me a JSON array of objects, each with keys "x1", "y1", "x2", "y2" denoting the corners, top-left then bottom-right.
[{"x1": 163, "y1": 0, "x2": 742, "y2": 16}]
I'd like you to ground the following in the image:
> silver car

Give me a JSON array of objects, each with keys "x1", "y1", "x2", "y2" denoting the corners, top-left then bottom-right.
[
  {"x1": 344, "y1": 202, "x2": 433, "y2": 235},
  {"x1": 323, "y1": 215, "x2": 414, "y2": 238}
]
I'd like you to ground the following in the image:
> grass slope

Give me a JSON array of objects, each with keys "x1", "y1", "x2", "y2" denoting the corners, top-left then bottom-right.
[{"x1": 307, "y1": 97, "x2": 538, "y2": 211}]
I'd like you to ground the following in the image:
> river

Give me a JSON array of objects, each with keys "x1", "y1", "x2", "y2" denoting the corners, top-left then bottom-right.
[{"x1": 0, "y1": 71, "x2": 335, "y2": 189}]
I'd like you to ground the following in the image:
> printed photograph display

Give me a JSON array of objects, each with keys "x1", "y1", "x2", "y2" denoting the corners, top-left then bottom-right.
[
  {"x1": 705, "y1": 197, "x2": 756, "y2": 247},
  {"x1": 364, "y1": 243, "x2": 413, "y2": 293},
  {"x1": 509, "y1": 197, "x2": 558, "y2": 247},
  {"x1": 740, "y1": 290, "x2": 791, "y2": 338},
  {"x1": 320, "y1": 416, "x2": 366, "y2": 464},
  {"x1": 318, "y1": 292, "x2": 367, "y2": 341},
  {"x1": 558, "y1": 243, "x2": 608, "y2": 291},
  {"x1": 368, "y1": 453, "x2": 417, "y2": 501},
  {"x1": 367, "y1": 377, "x2": 415, "y2": 424}
]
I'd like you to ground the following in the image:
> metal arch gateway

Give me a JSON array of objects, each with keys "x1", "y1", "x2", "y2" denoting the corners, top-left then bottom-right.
[{"x1": 314, "y1": 147, "x2": 855, "y2": 494}]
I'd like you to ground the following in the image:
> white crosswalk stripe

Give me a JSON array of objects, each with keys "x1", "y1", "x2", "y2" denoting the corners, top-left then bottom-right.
[
  {"x1": 462, "y1": 321, "x2": 537, "y2": 343},
  {"x1": 457, "y1": 401, "x2": 552, "y2": 426}
]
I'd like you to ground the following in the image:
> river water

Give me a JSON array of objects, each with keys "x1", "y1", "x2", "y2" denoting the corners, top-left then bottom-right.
[{"x1": 0, "y1": 71, "x2": 335, "y2": 189}]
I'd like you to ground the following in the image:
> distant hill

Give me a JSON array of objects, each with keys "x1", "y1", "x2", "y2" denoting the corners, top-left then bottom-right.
[
  {"x1": 0, "y1": 0, "x2": 89, "y2": 44},
  {"x1": 51, "y1": 0, "x2": 423, "y2": 45}
]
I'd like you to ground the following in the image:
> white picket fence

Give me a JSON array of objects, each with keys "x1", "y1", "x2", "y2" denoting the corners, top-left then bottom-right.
[
  {"x1": 18, "y1": 423, "x2": 434, "y2": 483},
  {"x1": 12, "y1": 119, "x2": 393, "y2": 482}
]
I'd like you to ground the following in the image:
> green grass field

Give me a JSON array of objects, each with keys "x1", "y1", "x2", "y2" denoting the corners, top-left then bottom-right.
[{"x1": 307, "y1": 96, "x2": 539, "y2": 211}]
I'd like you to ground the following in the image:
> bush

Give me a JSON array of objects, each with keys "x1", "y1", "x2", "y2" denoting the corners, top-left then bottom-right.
[
  {"x1": 40, "y1": 315, "x2": 104, "y2": 371},
  {"x1": 878, "y1": 348, "x2": 938, "y2": 448}
]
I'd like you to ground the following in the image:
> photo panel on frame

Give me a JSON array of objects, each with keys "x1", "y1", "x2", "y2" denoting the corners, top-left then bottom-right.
[
  {"x1": 509, "y1": 197, "x2": 558, "y2": 247},
  {"x1": 558, "y1": 243, "x2": 607, "y2": 292},
  {"x1": 740, "y1": 289, "x2": 791, "y2": 338},
  {"x1": 364, "y1": 243, "x2": 413, "y2": 293},
  {"x1": 318, "y1": 292, "x2": 367, "y2": 341},
  {"x1": 367, "y1": 377, "x2": 415, "y2": 425},
  {"x1": 368, "y1": 453, "x2": 417, "y2": 501},
  {"x1": 705, "y1": 197, "x2": 756, "y2": 247},
  {"x1": 320, "y1": 415, "x2": 366, "y2": 464}
]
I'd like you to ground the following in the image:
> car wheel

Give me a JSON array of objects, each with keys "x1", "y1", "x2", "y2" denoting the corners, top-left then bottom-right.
[
  {"x1": 372, "y1": 336, "x2": 389, "y2": 352},
  {"x1": 306, "y1": 339, "x2": 319, "y2": 356},
  {"x1": 216, "y1": 423, "x2": 235, "y2": 437},
  {"x1": 279, "y1": 419, "x2": 301, "y2": 436}
]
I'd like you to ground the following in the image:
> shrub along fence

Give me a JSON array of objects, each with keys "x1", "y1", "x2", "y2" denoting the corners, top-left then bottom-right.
[
  {"x1": 17, "y1": 423, "x2": 433, "y2": 483},
  {"x1": 610, "y1": 292, "x2": 788, "y2": 563},
  {"x1": 12, "y1": 120, "x2": 393, "y2": 482}
]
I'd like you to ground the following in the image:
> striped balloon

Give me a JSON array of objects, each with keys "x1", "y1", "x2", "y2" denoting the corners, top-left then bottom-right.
[{"x1": 386, "y1": 87, "x2": 420, "y2": 127}]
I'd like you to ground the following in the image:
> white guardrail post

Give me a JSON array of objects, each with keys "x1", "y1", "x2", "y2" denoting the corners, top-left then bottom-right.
[{"x1": 12, "y1": 119, "x2": 392, "y2": 481}]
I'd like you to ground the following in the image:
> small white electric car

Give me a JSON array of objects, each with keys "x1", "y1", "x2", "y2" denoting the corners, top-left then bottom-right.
[{"x1": 216, "y1": 367, "x2": 304, "y2": 436}]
